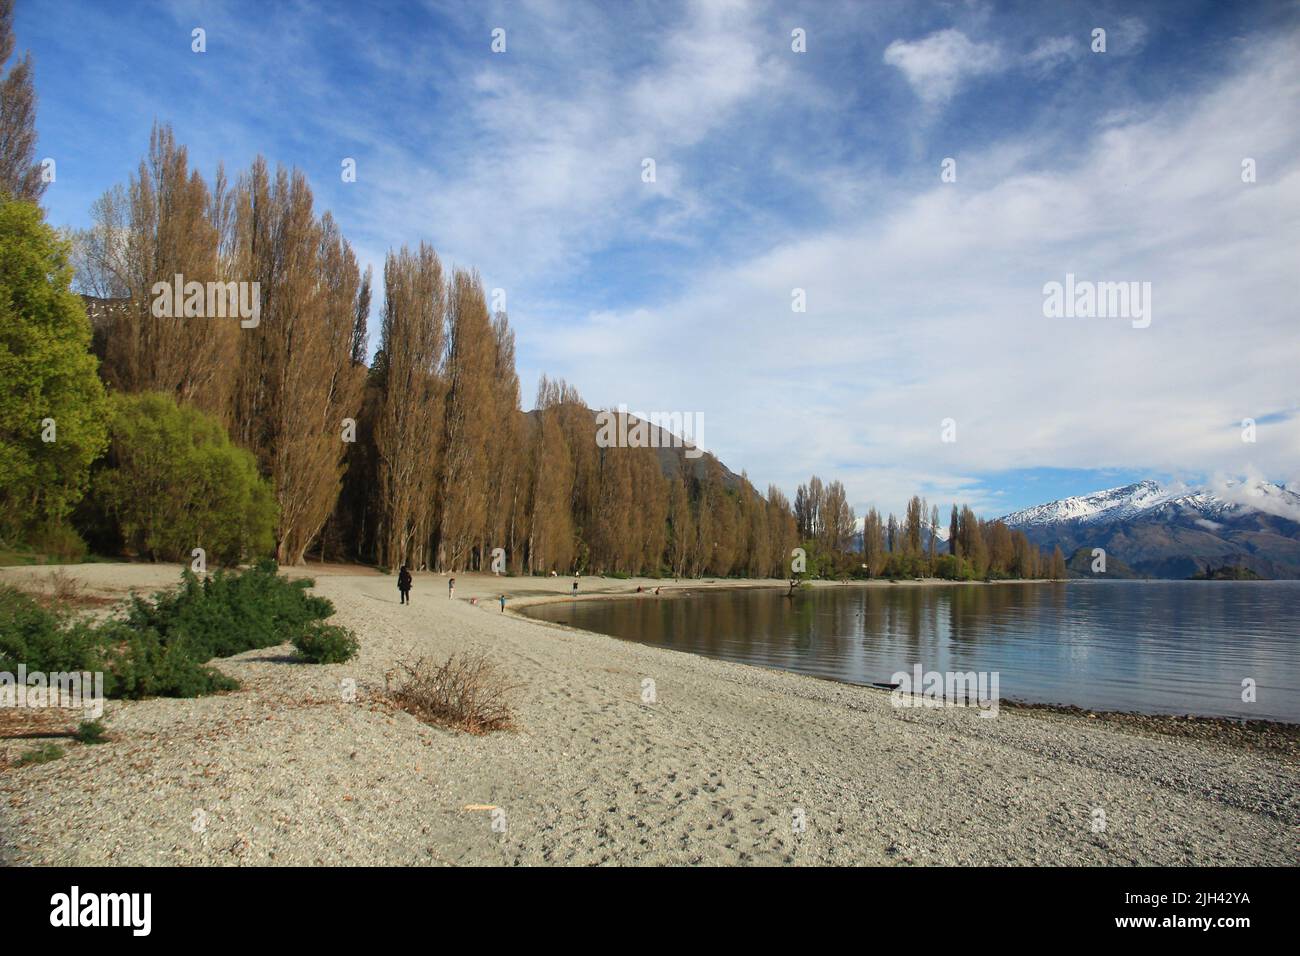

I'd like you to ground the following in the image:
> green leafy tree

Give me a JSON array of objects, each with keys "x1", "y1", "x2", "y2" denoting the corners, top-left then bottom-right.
[
  {"x1": 92, "y1": 392, "x2": 277, "y2": 565},
  {"x1": 0, "y1": 199, "x2": 108, "y2": 540}
]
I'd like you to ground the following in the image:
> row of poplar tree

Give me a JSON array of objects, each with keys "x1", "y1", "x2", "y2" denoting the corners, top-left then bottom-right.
[
  {"x1": 14, "y1": 107, "x2": 805, "y2": 575},
  {"x1": 792, "y1": 478, "x2": 1067, "y2": 580}
]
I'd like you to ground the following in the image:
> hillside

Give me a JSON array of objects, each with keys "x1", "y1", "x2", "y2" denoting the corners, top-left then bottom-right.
[{"x1": 523, "y1": 406, "x2": 744, "y2": 490}]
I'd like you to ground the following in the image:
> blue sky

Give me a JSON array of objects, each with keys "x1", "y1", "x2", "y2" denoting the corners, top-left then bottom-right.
[{"x1": 17, "y1": 0, "x2": 1300, "y2": 519}]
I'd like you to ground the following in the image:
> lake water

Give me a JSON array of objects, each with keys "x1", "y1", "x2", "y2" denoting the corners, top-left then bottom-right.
[{"x1": 521, "y1": 582, "x2": 1300, "y2": 722}]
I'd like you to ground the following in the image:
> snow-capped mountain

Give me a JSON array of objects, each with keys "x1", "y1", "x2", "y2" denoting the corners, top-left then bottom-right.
[
  {"x1": 998, "y1": 479, "x2": 1300, "y2": 579},
  {"x1": 1000, "y1": 480, "x2": 1170, "y2": 528},
  {"x1": 1000, "y1": 479, "x2": 1300, "y2": 530}
]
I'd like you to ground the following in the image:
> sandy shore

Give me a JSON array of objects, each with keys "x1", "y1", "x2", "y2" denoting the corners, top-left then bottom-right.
[{"x1": 1, "y1": 563, "x2": 1295, "y2": 865}]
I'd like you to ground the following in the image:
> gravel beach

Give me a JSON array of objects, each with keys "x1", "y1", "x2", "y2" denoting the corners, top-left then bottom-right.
[{"x1": 1, "y1": 564, "x2": 1295, "y2": 866}]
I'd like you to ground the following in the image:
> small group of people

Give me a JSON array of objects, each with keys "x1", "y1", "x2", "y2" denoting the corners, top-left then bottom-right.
[
  {"x1": 400, "y1": 566, "x2": 672, "y2": 608},
  {"x1": 396, "y1": 567, "x2": 506, "y2": 612}
]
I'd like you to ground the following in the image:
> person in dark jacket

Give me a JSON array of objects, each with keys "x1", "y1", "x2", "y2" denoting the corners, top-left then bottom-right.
[{"x1": 398, "y1": 565, "x2": 412, "y2": 604}]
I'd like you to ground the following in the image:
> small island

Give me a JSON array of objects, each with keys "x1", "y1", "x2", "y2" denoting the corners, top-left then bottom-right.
[{"x1": 1189, "y1": 565, "x2": 1263, "y2": 581}]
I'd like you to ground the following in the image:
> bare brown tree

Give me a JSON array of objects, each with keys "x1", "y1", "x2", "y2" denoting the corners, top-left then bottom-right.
[
  {"x1": 0, "y1": 0, "x2": 44, "y2": 203},
  {"x1": 766, "y1": 485, "x2": 798, "y2": 577},
  {"x1": 483, "y1": 311, "x2": 523, "y2": 571},
  {"x1": 667, "y1": 475, "x2": 694, "y2": 577},
  {"x1": 230, "y1": 159, "x2": 365, "y2": 564},
  {"x1": 822, "y1": 479, "x2": 856, "y2": 554},
  {"x1": 435, "y1": 270, "x2": 496, "y2": 570},
  {"x1": 373, "y1": 244, "x2": 445, "y2": 570},
  {"x1": 632, "y1": 445, "x2": 667, "y2": 573},
  {"x1": 83, "y1": 124, "x2": 237, "y2": 424},
  {"x1": 590, "y1": 437, "x2": 634, "y2": 573},
  {"x1": 524, "y1": 375, "x2": 576, "y2": 574}
]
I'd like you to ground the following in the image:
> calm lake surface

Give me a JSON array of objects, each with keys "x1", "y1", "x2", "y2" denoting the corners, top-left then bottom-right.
[{"x1": 522, "y1": 582, "x2": 1300, "y2": 722}]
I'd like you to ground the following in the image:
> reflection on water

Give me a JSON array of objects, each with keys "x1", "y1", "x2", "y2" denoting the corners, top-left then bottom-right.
[{"x1": 522, "y1": 581, "x2": 1300, "y2": 722}]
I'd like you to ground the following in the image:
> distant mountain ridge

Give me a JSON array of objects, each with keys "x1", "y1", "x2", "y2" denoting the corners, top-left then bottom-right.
[
  {"x1": 998, "y1": 479, "x2": 1300, "y2": 579},
  {"x1": 524, "y1": 405, "x2": 744, "y2": 490}
]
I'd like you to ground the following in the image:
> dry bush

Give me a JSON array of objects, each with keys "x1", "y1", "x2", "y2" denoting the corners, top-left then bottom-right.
[
  {"x1": 28, "y1": 569, "x2": 113, "y2": 610},
  {"x1": 44, "y1": 568, "x2": 83, "y2": 604},
  {"x1": 385, "y1": 653, "x2": 520, "y2": 734}
]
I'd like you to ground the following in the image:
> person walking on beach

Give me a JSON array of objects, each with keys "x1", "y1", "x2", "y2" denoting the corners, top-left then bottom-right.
[
  {"x1": 397, "y1": 565, "x2": 412, "y2": 605},
  {"x1": 499, "y1": 593, "x2": 506, "y2": 613},
  {"x1": 448, "y1": 576, "x2": 455, "y2": 600},
  {"x1": 572, "y1": 577, "x2": 579, "y2": 598}
]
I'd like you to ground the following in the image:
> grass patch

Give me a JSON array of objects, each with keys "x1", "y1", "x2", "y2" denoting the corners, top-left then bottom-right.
[
  {"x1": 385, "y1": 653, "x2": 520, "y2": 735},
  {"x1": 15, "y1": 742, "x2": 64, "y2": 766},
  {"x1": 0, "y1": 543, "x2": 41, "y2": 567}
]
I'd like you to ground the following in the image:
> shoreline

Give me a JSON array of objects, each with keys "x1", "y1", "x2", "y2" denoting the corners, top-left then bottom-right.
[
  {"x1": 997, "y1": 700, "x2": 1299, "y2": 759},
  {"x1": 1, "y1": 563, "x2": 1295, "y2": 865},
  {"x1": 7, "y1": 562, "x2": 1295, "y2": 740},
  {"x1": 504, "y1": 576, "x2": 1299, "y2": 744},
  {"x1": 8, "y1": 563, "x2": 1295, "y2": 739}
]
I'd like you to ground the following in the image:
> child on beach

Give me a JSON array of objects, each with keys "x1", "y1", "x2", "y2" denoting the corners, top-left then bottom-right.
[
  {"x1": 449, "y1": 576, "x2": 455, "y2": 600},
  {"x1": 499, "y1": 594, "x2": 506, "y2": 613},
  {"x1": 398, "y1": 565, "x2": 412, "y2": 605}
]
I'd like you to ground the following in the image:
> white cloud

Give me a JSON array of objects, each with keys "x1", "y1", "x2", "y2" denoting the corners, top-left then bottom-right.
[
  {"x1": 345, "y1": 0, "x2": 792, "y2": 286},
  {"x1": 1209, "y1": 470, "x2": 1300, "y2": 524},
  {"x1": 883, "y1": 29, "x2": 1003, "y2": 104},
  {"x1": 1026, "y1": 36, "x2": 1079, "y2": 72},
  {"x1": 534, "y1": 32, "x2": 1300, "y2": 518},
  {"x1": 1109, "y1": 17, "x2": 1150, "y2": 57}
]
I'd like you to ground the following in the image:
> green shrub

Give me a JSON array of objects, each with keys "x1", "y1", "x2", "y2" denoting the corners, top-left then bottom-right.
[
  {"x1": 96, "y1": 619, "x2": 239, "y2": 699},
  {"x1": 931, "y1": 554, "x2": 962, "y2": 580},
  {"x1": 26, "y1": 522, "x2": 88, "y2": 563},
  {"x1": 292, "y1": 622, "x2": 359, "y2": 664},
  {"x1": 0, "y1": 563, "x2": 349, "y2": 700},
  {"x1": 89, "y1": 392, "x2": 277, "y2": 566},
  {"x1": 0, "y1": 585, "x2": 105, "y2": 674},
  {"x1": 74, "y1": 719, "x2": 108, "y2": 744},
  {"x1": 124, "y1": 562, "x2": 333, "y2": 658}
]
